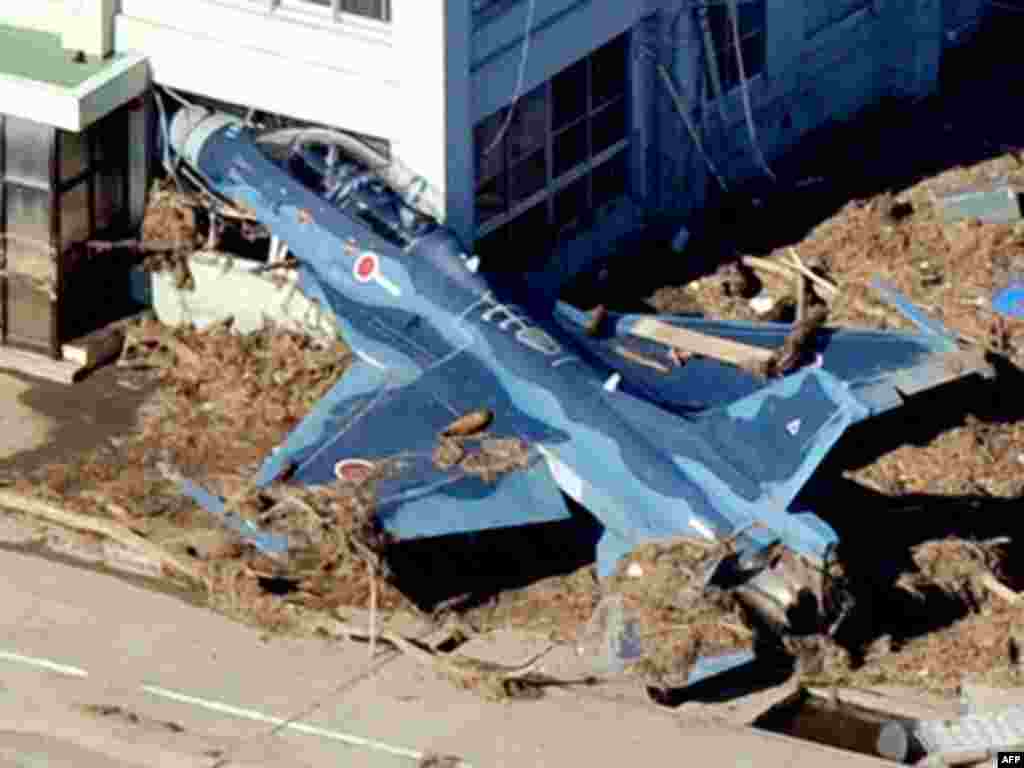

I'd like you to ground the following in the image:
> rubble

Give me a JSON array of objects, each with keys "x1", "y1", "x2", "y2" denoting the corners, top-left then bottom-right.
[{"x1": 5, "y1": 89, "x2": 1024, "y2": 717}]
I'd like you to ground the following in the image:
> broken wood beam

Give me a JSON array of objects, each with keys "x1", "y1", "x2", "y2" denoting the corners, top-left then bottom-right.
[
  {"x1": 0, "y1": 490, "x2": 207, "y2": 590},
  {"x1": 0, "y1": 346, "x2": 82, "y2": 384},
  {"x1": 743, "y1": 255, "x2": 839, "y2": 298},
  {"x1": 61, "y1": 325, "x2": 126, "y2": 369},
  {"x1": 628, "y1": 317, "x2": 774, "y2": 367}
]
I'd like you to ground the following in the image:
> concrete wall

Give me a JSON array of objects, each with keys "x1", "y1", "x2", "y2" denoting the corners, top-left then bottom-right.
[
  {"x1": 471, "y1": 0, "x2": 647, "y2": 121},
  {"x1": 469, "y1": 0, "x2": 947, "y2": 281},
  {"x1": 114, "y1": 0, "x2": 400, "y2": 140},
  {"x1": 646, "y1": 0, "x2": 948, "y2": 212},
  {"x1": 6, "y1": 0, "x2": 115, "y2": 57},
  {"x1": 113, "y1": 0, "x2": 479, "y2": 244},
  {"x1": 108, "y1": 0, "x2": 990, "y2": 287},
  {"x1": 3, "y1": 1, "x2": 65, "y2": 35},
  {"x1": 62, "y1": 0, "x2": 116, "y2": 58}
]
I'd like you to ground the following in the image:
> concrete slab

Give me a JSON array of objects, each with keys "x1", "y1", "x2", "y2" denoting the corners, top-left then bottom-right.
[
  {"x1": 0, "y1": 365, "x2": 155, "y2": 474},
  {"x1": 0, "y1": 548, "x2": 899, "y2": 768},
  {"x1": 0, "y1": 374, "x2": 54, "y2": 461},
  {"x1": 0, "y1": 24, "x2": 148, "y2": 131},
  {"x1": 136, "y1": 253, "x2": 339, "y2": 338}
]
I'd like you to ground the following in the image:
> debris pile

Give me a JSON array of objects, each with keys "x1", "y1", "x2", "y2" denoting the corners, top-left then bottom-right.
[
  {"x1": 602, "y1": 539, "x2": 754, "y2": 688},
  {"x1": 5, "y1": 103, "x2": 1024, "y2": 711}
]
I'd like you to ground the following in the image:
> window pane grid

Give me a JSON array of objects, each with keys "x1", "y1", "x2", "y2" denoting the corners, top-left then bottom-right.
[
  {"x1": 270, "y1": 0, "x2": 391, "y2": 23},
  {"x1": 474, "y1": 32, "x2": 630, "y2": 255}
]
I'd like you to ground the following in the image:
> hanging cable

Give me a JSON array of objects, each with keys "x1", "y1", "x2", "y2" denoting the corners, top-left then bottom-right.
[
  {"x1": 152, "y1": 88, "x2": 185, "y2": 192},
  {"x1": 161, "y1": 85, "x2": 196, "y2": 110},
  {"x1": 696, "y1": 4, "x2": 730, "y2": 130},
  {"x1": 637, "y1": 44, "x2": 729, "y2": 193},
  {"x1": 726, "y1": 0, "x2": 775, "y2": 182},
  {"x1": 482, "y1": 0, "x2": 537, "y2": 155},
  {"x1": 657, "y1": 62, "x2": 730, "y2": 193}
]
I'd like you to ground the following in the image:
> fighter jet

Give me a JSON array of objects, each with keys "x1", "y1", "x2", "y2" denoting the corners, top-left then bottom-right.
[{"x1": 168, "y1": 106, "x2": 990, "y2": 646}]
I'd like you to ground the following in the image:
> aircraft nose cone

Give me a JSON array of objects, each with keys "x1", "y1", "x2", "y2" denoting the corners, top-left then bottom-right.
[{"x1": 167, "y1": 106, "x2": 240, "y2": 169}]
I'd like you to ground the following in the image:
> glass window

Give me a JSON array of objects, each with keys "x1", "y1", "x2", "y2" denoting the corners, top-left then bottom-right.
[
  {"x1": 592, "y1": 34, "x2": 629, "y2": 109},
  {"x1": 4, "y1": 117, "x2": 53, "y2": 186},
  {"x1": 471, "y1": 30, "x2": 631, "y2": 260},
  {"x1": 59, "y1": 129, "x2": 88, "y2": 183},
  {"x1": 705, "y1": 1, "x2": 766, "y2": 91},
  {"x1": 60, "y1": 181, "x2": 90, "y2": 249},
  {"x1": 93, "y1": 109, "x2": 128, "y2": 170},
  {"x1": 476, "y1": 173, "x2": 508, "y2": 224},
  {"x1": 5, "y1": 184, "x2": 51, "y2": 248},
  {"x1": 506, "y1": 84, "x2": 547, "y2": 163},
  {"x1": 553, "y1": 121, "x2": 588, "y2": 178},
  {"x1": 95, "y1": 167, "x2": 125, "y2": 234},
  {"x1": 289, "y1": 0, "x2": 391, "y2": 22},
  {"x1": 507, "y1": 149, "x2": 547, "y2": 207},
  {"x1": 474, "y1": 225, "x2": 508, "y2": 266},
  {"x1": 475, "y1": 108, "x2": 508, "y2": 184},
  {"x1": 554, "y1": 175, "x2": 589, "y2": 242},
  {"x1": 552, "y1": 58, "x2": 588, "y2": 132},
  {"x1": 339, "y1": 0, "x2": 391, "y2": 22},
  {"x1": 592, "y1": 150, "x2": 628, "y2": 212},
  {"x1": 591, "y1": 98, "x2": 627, "y2": 156},
  {"x1": 504, "y1": 203, "x2": 551, "y2": 268}
]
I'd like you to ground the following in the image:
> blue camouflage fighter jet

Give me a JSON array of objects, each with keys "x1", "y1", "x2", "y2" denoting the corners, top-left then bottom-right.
[{"x1": 168, "y1": 107, "x2": 990, "y2": 645}]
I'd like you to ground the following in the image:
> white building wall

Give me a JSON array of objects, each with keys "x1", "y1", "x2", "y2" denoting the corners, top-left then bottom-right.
[
  {"x1": 393, "y1": 0, "x2": 474, "y2": 244},
  {"x1": 106, "y1": 0, "x2": 992, "y2": 288},
  {"x1": 114, "y1": 0, "x2": 401, "y2": 140},
  {"x1": 3, "y1": 1, "x2": 66, "y2": 35}
]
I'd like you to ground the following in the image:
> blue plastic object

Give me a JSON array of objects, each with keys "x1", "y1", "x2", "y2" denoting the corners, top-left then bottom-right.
[{"x1": 993, "y1": 283, "x2": 1024, "y2": 318}]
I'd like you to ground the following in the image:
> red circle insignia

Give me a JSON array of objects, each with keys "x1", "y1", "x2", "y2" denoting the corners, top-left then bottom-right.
[
  {"x1": 354, "y1": 253, "x2": 377, "y2": 281},
  {"x1": 334, "y1": 458, "x2": 375, "y2": 483}
]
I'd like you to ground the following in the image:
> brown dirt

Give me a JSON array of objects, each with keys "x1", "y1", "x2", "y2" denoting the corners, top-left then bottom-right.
[
  {"x1": 11, "y1": 99, "x2": 1024, "y2": 700},
  {"x1": 629, "y1": 155, "x2": 1024, "y2": 694}
]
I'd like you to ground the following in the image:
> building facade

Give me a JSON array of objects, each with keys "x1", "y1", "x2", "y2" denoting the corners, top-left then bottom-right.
[
  {"x1": 0, "y1": 2, "x2": 147, "y2": 358},
  {"x1": 1, "y1": 0, "x2": 992, "y2": 353}
]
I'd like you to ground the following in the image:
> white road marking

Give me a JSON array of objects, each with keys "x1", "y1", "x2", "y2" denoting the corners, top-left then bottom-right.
[
  {"x1": 142, "y1": 684, "x2": 430, "y2": 762},
  {"x1": 0, "y1": 646, "x2": 463, "y2": 765},
  {"x1": 0, "y1": 649, "x2": 88, "y2": 678}
]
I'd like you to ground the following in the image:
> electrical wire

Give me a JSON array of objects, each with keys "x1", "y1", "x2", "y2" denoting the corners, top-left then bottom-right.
[
  {"x1": 152, "y1": 88, "x2": 184, "y2": 192},
  {"x1": 482, "y1": 0, "x2": 537, "y2": 155},
  {"x1": 725, "y1": 0, "x2": 776, "y2": 183},
  {"x1": 637, "y1": 44, "x2": 729, "y2": 192},
  {"x1": 161, "y1": 85, "x2": 195, "y2": 109}
]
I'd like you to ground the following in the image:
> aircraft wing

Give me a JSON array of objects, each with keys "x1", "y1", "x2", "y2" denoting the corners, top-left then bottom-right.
[
  {"x1": 185, "y1": 352, "x2": 572, "y2": 553},
  {"x1": 552, "y1": 286, "x2": 991, "y2": 419},
  {"x1": 552, "y1": 287, "x2": 991, "y2": 563}
]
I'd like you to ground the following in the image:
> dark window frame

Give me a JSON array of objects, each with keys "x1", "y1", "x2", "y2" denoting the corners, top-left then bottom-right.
[
  {"x1": 805, "y1": 0, "x2": 869, "y2": 39},
  {"x1": 276, "y1": 0, "x2": 392, "y2": 24},
  {"x1": 0, "y1": 105, "x2": 134, "y2": 355},
  {"x1": 473, "y1": 31, "x2": 633, "y2": 264},
  {"x1": 703, "y1": 0, "x2": 767, "y2": 94}
]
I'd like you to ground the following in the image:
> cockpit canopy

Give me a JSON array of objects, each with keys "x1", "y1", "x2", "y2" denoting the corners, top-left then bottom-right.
[{"x1": 258, "y1": 133, "x2": 438, "y2": 249}]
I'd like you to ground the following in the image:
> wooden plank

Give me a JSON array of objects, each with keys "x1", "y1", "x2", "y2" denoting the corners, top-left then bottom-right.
[
  {"x1": 628, "y1": 316, "x2": 774, "y2": 366},
  {"x1": 0, "y1": 346, "x2": 82, "y2": 384},
  {"x1": 61, "y1": 325, "x2": 125, "y2": 368}
]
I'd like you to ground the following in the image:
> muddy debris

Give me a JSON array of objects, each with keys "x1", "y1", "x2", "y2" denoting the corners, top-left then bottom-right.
[
  {"x1": 745, "y1": 304, "x2": 829, "y2": 379},
  {"x1": 8, "y1": 127, "x2": 1024, "y2": 707}
]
